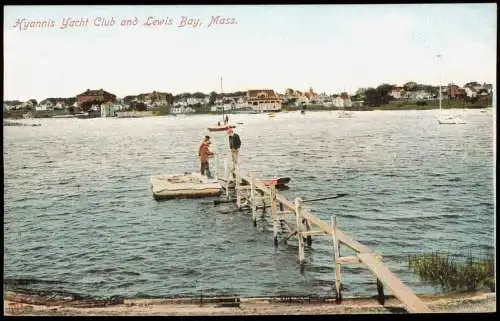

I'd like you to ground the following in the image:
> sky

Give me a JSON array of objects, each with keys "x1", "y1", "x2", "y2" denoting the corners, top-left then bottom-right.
[{"x1": 3, "y1": 4, "x2": 497, "y2": 101}]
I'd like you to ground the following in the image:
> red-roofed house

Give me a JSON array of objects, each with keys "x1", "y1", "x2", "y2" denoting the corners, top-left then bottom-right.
[
  {"x1": 246, "y1": 89, "x2": 282, "y2": 112},
  {"x1": 76, "y1": 88, "x2": 117, "y2": 107}
]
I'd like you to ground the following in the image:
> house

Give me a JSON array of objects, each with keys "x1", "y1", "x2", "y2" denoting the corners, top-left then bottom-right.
[
  {"x1": 295, "y1": 96, "x2": 309, "y2": 107},
  {"x1": 482, "y1": 83, "x2": 493, "y2": 94},
  {"x1": 173, "y1": 100, "x2": 188, "y2": 108},
  {"x1": 455, "y1": 88, "x2": 467, "y2": 99},
  {"x1": 317, "y1": 93, "x2": 332, "y2": 106},
  {"x1": 409, "y1": 90, "x2": 432, "y2": 101},
  {"x1": 101, "y1": 102, "x2": 116, "y2": 117},
  {"x1": 342, "y1": 95, "x2": 353, "y2": 108},
  {"x1": 54, "y1": 101, "x2": 66, "y2": 110},
  {"x1": 389, "y1": 86, "x2": 405, "y2": 99},
  {"x1": 351, "y1": 100, "x2": 364, "y2": 108},
  {"x1": 37, "y1": 99, "x2": 54, "y2": 111},
  {"x1": 332, "y1": 95, "x2": 344, "y2": 108},
  {"x1": 171, "y1": 106, "x2": 195, "y2": 114},
  {"x1": 464, "y1": 86, "x2": 478, "y2": 98},
  {"x1": 76, "y1": 88, "x2": 117, "y2": 107},
  {"x1": 447, "y1": 84, "x2": 461, "y2": 99},
  {"x1": 304, "y1": 87, "x2": 318, "y2": 100},
  {"x1": 246, "y1": 89, "x2": 282, "y2": 112}
]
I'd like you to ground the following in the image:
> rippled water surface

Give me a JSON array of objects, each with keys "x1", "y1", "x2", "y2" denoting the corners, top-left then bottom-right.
[{"x1": 3, "y1": 109, "x2": 495, "y2": 298}]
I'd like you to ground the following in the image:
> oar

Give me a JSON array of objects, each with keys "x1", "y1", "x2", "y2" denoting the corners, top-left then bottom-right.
[{"x1": 301, "y1": 193, "x2": 349, "y2": 203}]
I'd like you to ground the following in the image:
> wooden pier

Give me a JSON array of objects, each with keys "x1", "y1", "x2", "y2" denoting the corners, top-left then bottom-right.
[{"x1": 217, "y1": 157, "x2": 430, "y2": 314}]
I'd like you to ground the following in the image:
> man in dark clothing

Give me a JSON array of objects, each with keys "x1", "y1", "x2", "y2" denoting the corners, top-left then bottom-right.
[{"x1": 226, "y1": 128, "x2": 241, "y2": 175}]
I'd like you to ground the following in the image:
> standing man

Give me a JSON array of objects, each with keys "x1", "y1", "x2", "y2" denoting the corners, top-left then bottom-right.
[
  {"x1": 226, "y1": 128, "x2": 241, "y2": 176},
  {"x1": 198, "y1": 135, "x2": 214, "y2": 178}
]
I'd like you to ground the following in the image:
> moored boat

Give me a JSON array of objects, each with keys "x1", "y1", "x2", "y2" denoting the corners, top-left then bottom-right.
[{"x1": 207, "y1": 124, "x2": 236, "y2": 132}]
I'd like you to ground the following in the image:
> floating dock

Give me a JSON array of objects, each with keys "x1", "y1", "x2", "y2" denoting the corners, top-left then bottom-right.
[{"x1": 215, "y1": 155, "x2": 430, "y2": 314}]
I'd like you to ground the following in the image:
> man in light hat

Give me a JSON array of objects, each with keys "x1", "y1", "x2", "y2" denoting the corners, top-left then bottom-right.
[
  {"x1": 198, "y1": 135, "x2": 214, "y2": 178},
  {"x1": 226, "y1": 128, "x2": 241, "y2": 176}
]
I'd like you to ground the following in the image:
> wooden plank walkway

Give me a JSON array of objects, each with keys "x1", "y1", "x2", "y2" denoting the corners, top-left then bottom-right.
[
  {"x1": 235, "y1": 172, "x2": 430, "y2": 313},
  {"x1": 357, "y1": 253, "x2": 431, "y2": 313}
]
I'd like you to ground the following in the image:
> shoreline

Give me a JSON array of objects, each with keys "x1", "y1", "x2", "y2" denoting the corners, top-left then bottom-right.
[
  {"x1": 2, "y1": 105, "x2": 493, "y2": 120},
  {"x1": 4, "y1": 291, "x2": 496, "y2": 315}
]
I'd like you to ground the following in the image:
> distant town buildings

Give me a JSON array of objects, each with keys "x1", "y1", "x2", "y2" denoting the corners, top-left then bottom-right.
[{"x1": 3, "y1": 81, "x2": 494, "y2": 116}]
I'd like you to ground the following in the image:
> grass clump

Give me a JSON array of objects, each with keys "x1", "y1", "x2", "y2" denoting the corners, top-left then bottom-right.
[{"x1": 408, "y1": 249, "x2": 495, "y2": 293}]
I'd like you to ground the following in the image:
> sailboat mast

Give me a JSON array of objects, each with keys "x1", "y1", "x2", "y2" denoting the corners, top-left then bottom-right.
[
  {"x1": 437, "y1": 53, "x2": 442, "y2": 112},
  {"x1": 221, "y1": 76, "x2": 224, "y2": 122}
]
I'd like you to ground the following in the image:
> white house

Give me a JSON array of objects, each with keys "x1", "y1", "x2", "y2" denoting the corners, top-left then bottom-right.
[
  {"x1": 37, "y1": 100, "x2": 54, "y2": 111},
  {"x1": 342, "y1": 96, "x2": 353, "y2": 108},
  {"x1": 464, "y1": 87, "x2": 478, "y2": 98},
  {"x1": 54, "y1": 101, "x2": 66, "y2": 110},
  {"x1": 389, "y1": 87, "x2": 405, "y2": 99},
  {"x1": 332, "y1": 96, "x2": 343, "y2": 108},
  {"x1": 101, "y1": 103, "x2": 116, "y2": 117},
  {"x1": 113, "y1": 104, "x2": 126, "y2": 111},
  {"x1": 171, "y1": 106, "x2": 195, "y2": 114},
  {"x1": 414, "y1": 90, "x2": 432, "y2": 100},
  {"x1": 294, "y1": 96, "x2": 309, "y2": 107},
  {"x1": 316, "y1": 93, "x2": 332, "y2": 105},
  {"x1": 173, "y1": 100, "x2": 189, "y2": 108}
]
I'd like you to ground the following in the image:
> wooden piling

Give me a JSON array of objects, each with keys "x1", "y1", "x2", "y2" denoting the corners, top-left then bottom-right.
[
  {"x1": 304, "y1": 218, "x2": 312, "y2": 246},
  {"x1": 235, "y1": 172, "x2": 430, "y2": 313},
  {"x1": 224, "y1": 159, "x2": 230, "y2": 200},
  {"x1": 331, "y1": 216, "x2": 342, "y2": 303},
  {"x1": 270, "y1": 184, "x2": 279, "y2": 246},
  {"x1": 295, "y1": 197, "x2": 305, "y2": 263},
  {"x1": 250, "y1": 174, "x2": 257, "y2": 227},
  {"x1": 235, "y1": 163, "x2": 241, "y2": 208}
]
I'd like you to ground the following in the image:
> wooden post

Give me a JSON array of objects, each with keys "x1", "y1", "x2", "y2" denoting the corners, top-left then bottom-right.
[
  {"x1": 236, "y1": 162, "x2": 241, "y2": 208},
  {"x1": 304, "y1": 218, "x2": 312, "y2": 246},
  {"x1": 377, "y1": 278, "x2": 385, "y2": 305},
  {"x1": 250, "y1": 174, "x2": 257, "y2": 227},
  {"x1": 331, "y1": 215, "x2": 342, "y2": 303},
  {"x1": 295, "y1": 197, "x2": 305, "y2": 263},
  {"x1": 279, "y1": 202, "x2": 285, "y2": 230},
  {"x1": 214, "y1": 150, "x2": 219, "y2": 181},
  {"x1": 375, "y1": 253, "x2": 385, "y2": 305},
  {"x1": 224, "y1": 159, "x2": 230, "y2": 201},
  {"x1": 270, "y1": 182, "x2": 278, "y2": 246}
]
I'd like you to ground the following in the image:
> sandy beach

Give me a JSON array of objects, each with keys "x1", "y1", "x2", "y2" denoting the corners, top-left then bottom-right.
[{"x1": 4, "y1": 291, "x2": 495, "y2": 315}]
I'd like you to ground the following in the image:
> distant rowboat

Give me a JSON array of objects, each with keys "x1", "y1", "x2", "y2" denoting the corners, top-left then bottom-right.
[{"x1": 207, "y1": 124, "x2": 236, "y2": 132}]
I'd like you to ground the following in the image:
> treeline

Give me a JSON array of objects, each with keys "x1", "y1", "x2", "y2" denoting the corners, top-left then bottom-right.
[
  {"x1": 40, "y1": 97, "x2": 77, "y2": 105},
  {"x1": 359, "y1": 80, "x2": 490, "y2": 107}
]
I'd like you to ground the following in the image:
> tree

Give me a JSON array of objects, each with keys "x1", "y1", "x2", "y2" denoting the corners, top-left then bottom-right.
[
  {"x1": 376, "y1": 84, "x2": 393, "y2": 105},
  {"x1": 209, "y1": 91, "x2": 217, "y2": 106},
  {"x1": 464, "y1": 81, "x2": 480, "y2": 88},
  {"x1": 132, "y1": 102, "x2": 147, "y2": 111},
  {"x1": 355, "y1": 88, "x2": 367, "y2": 97},
  {"x1": 364, "y1": 88, "x2": 381, "y2": 107},
  {"x1": 192, "y1": 92, "x2": 206, "y2": 99},
  {"x1": 403, "y1": 81, "x2": 418, "y2": 92},
  {"x1": 165, "y1": 93, "x2": 173, "y2": 106},
  {"x1": 28, "y1": 99, "x2": 38, "y2": 106}
]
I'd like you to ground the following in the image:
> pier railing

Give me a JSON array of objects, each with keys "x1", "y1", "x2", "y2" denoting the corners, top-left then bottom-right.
[{"x1": 217, "y1": 156, "x2": 430, "y2": 313}]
